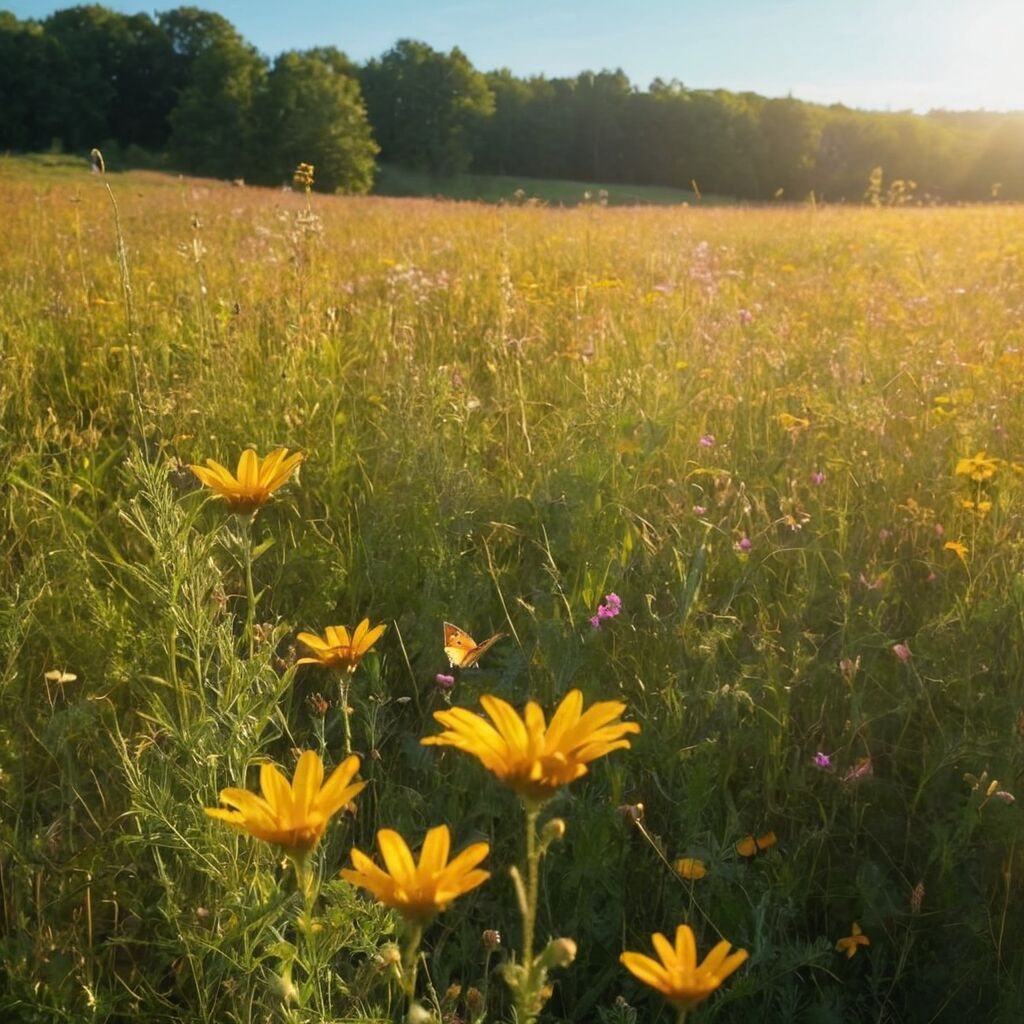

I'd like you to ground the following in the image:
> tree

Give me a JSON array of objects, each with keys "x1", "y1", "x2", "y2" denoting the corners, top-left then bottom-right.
[
  {"x1": 360, "y1": 39, "x2": 493, "y2": 174},
  {"x1": 166, "y1": 16, "x2": 266, "y2": 178},
  {"x1": 0, "y1": 14, "x2": 53, "y2": 150},
  {"x1": 253, "y1": 49, "x2": 377, "y2": 193}
]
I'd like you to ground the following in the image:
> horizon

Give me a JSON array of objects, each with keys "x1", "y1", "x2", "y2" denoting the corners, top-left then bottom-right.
[{"x1": 6, "y1": 0, "x2": 1024, "y2": 115}]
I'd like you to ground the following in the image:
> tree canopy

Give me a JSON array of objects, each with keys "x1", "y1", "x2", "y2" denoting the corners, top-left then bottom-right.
[{"x1": 2, "y1": 4, "x2": 1023, "y2": 201}]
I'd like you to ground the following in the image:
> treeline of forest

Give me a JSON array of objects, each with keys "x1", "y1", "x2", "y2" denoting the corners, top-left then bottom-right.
[{"x1": 2, "y1": 4, "x2": 1023, "y2": 200}]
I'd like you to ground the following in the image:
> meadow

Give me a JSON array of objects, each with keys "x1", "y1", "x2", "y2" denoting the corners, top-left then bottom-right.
[{"x1": 1, "y1": 156, "x2": 1023, "y2": 1023}]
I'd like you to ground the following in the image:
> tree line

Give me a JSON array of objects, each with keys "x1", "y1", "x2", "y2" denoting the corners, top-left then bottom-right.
[{"x1": 2, "y1": 4, "x2": 1022, "y2": 201}]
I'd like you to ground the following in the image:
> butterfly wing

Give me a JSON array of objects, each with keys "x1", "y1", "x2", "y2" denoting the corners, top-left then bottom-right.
[
  {"x1": 443, "y1": 623, "x2": 506, "y2": 668},
  {"x1": 444, "y1": 622, "x2": 478, "y2": 668},
  {"x1": 460, "y1": 631, "x2": 507, "y2": 669}
]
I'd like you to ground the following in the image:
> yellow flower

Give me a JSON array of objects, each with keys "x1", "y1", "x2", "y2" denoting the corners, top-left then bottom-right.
[
  {"x1": 205, "y1": 750, "x2": 364, "y2": 858},
  {"x1": 341, "y1": 825, "x2": 489, "y2": 922},
  {"x1": 421, "y1": 689, "x2": 640, "y2": 806},
  {"x1": 620, "y1": 924, "x2": 748, "y2": 1012},
  {"x1": 955, "y1": 451, "x2": 999, "y2": 482},
  {"x1": 778, "y1": 412, "x2": 811, "y2": 432},
  {"x1": 835, "y1": 921, "x2": 871, "y2": 958},
  {"x1": 674, "y1": 857, "x2": 707, "y2": 880},
  {"x1": 736, "y1": 831, "x2": 777, "y2": 858},
  {"x1": 297, "y1": 619, "x2": 387, "y2": 674},
  {"x1": 944, "y1": 540, "x2": 969, "y2": 566},
  {"x1": 190, "y1": 448, "x2": 303, "y2": 514}
]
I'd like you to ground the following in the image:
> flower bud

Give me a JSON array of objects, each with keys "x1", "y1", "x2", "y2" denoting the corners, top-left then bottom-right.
[
  {"x1": 541, "y1": 818, "x2": 566, "y2": 844},
  {"x1": 465, "y1": 987, "x2": 485, "y2": 1016},
  {"x1": 482, "y1": 928, "x2": 502, "y2": 950},
  {"x1": 377, "y1": 943, "x2": 402, "y2": 969},
  {"x1": 539, "y1": 936, "x2": 577, "y2": 969}
]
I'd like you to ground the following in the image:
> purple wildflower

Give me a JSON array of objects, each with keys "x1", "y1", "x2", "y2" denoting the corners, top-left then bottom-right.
[
  {"x1": 590, "y1": 593, "x2": 622, "y2": 629},
  {"x1": 811, "y1": 471, "x2": 825, "y2": 485},
  {"x1": 813, "y1": 752, "x2": 832, "y2": 769},
  {"x1": 692, "y1": 504, "x2": 707, "y2": 516},
  {"x1": 699, "y1": 434, "x2": 716, "y2": 448},
  {"x1": 435, "y1": 673, "x2": 455, "y2": 689},
  {"x1": 738, "y1": 534, "x2": 752, "y2": 552}
]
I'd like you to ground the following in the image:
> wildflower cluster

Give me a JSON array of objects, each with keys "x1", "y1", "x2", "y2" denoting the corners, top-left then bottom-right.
[
  {"x1": 589, "y1": 591, "x2": 622, "y2": 628},
  {"x1": 292, "y1": 162, "x2": 315, "y2": 190}
]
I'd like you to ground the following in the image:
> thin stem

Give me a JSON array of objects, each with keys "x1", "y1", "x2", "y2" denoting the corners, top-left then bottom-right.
[
  {"x1": 239, "y1": 515, "x2": 257, "y2": 658},
  {"x1": 677, "y1": 1009, "x2": 688, "y2": 1024},
  {"x1": 513, "y1": 805, "x2": 542, "y2": 1024},
  {"x1": 168, "y1": 622, "x2": 187, "y2": 730},
  {"x1": 338, "y1": 672, "x2": 353, "y2": 757}
]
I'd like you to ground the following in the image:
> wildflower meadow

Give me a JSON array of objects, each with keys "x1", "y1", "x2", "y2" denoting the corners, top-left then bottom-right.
[{"x1": 2, "y1": 155, "x2": 1024, "y2": 1022}]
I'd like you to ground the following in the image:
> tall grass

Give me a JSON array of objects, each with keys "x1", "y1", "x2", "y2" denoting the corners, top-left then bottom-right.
[{"x1": 1, "y1": 158, "x2": 1023, "y2": 1022}]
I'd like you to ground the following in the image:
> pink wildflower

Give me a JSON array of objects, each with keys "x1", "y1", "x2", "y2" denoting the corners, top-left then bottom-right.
[
  {"x1": 892, "y1": 643, "x2": 911, "y2": 664},
  {"x1": 590, "y1": 593, "x2": 622, "y2": 629}
]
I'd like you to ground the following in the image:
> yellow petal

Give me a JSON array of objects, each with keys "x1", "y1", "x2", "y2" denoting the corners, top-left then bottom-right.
[
  {"x1": 481, "y1": 694, "x2": 530, "y2": 755},
  {"x1": 237, "y1": 449, "x2": 258, "y2": 491},
  {"x1": 544, "y1": 689, "x2": 584, "y2": 748},
  {"x1": 377, "y1": 829, "x2": 417, "y2": 887},
  {"x1": 259, "y1": 762, "x2": 292, "y2": 816},
  {"x1": 674, "y1": 924, "x2": 697, "y2": 971},
  {"x1": 619, "y1": 951, "x2": 672, "y2": 992},
  {"x1": 317, "y1": 754, "x2": 363, "y2": 816},
  {"x1": 418, "y1": 825, "x2": 451, "y2": 877},
  {"x1": 291, "y1": 751, "x2": 324, "y2": 820},
  {"x1": 297, "y1": 632, "x2": 331, "y2": 652}
]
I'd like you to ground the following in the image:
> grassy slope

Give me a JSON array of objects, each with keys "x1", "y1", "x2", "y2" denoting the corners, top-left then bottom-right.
[
  {"x1": 372, "y1": 163, "x2": 717, "y2": 206},
  {"x1": 1, "y1": 155, "x2": 1023, "y2": 1022}
]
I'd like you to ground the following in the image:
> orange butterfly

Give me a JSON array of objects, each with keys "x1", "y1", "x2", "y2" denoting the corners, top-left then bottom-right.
[
  {"x1": 736, "y1": 832, "x2": 777, "y2": 858},
  {"x1": 443, "y1": 622, "x2": 507, "y2": 669}
]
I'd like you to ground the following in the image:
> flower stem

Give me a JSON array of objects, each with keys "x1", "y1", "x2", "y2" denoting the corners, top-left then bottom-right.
[
  {"x1": 677, "y1": 1009, "x2": 688, "y2": 1024},
  {"x1": 513, "y1": 805, "x2": 542, "y2": 1024},
  {"x1": 400, "y1": 921, "x2": 423, "y2": 1017},
  {"x1": 524, "y1": 807, "x2": 540, "y2": 970},
  {"x1": 239, "y1": 514, "x2": 257, "y2": 658},
  {"x1": 338, "y1": 672, "x2": 352, "y2": 757}
]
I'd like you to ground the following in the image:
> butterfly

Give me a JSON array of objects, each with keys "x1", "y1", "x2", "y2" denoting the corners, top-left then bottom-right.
[
  {"x1": 842, "y1": 756, "x2": 873, "y2": 784},
  {"x1": 735, "y1": 831, "x2": 777, "y2": 858},
  {"x1": 443, "y1": 622, "x2": 507, "y2": 669}
]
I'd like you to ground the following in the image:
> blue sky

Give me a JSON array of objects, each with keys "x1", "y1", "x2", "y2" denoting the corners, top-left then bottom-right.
[{"x1": 8, "y1": 0, "x2": 1024, "y2": 112}]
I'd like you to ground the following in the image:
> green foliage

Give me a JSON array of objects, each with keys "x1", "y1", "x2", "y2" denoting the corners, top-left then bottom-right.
[
  {"x1": 254, "y1": 49, "x2": 378, "y2": 194},
  {"x1": 360, "y1": 39, "x2": 494, "y2": 175},
  {"x1": 166, "y1": 24, "x2": 266, "y2": 179}
]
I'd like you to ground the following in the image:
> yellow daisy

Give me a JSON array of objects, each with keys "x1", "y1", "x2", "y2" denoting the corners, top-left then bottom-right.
[
  {"x1": 341, "y1": 825, "x2": 489, "y2": 922},
  {"x1": 205, "y1": 750, "x2": 364, "y2": 859},
  {"x1": 836, "y1": 921, "x2": 871, "y2": 958},
  {"x1": 674, "y1": 857, "x2": 707, "y2": 880},
  {"x1": 189, "y1": 448, "x2": 303, "y2": 514},
  {"x1": 620, "y1": 924, "x2": 747, "y2": 1011},
  {"x1": 954, "y1": 451, "x2": 999, "y2": 482},
  {"x1": 421, "y1": 689, "x2": 640, "y2": 806},
  {"x1": 296, "y1": 619, "x2": 387, "y2": 674}
]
